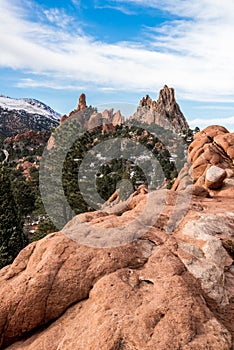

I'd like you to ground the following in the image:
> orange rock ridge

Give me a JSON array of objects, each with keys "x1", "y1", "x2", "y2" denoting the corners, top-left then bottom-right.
[{"x1": 0, "y1": 125, "x2": 234, "y2": 349}]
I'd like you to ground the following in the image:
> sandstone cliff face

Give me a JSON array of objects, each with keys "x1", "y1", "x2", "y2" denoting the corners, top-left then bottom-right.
[
  {"x1": 130, "y1": 85, "x2": 189, "y2": 131},
  {"x1": 87, "y1": 108, "x2": 124, "y2": 131},
  {"x1": 0, "y1": 125, "x2": 234, "y2": 350}
]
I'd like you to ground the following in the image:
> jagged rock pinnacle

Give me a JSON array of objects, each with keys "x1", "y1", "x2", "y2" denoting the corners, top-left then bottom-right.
[
  {"x1": 131, "y1": 85, "x2": 189, "y2": 131},
  {"x1": 78, "y1": 93, "x2": 87, "y2": 111}
]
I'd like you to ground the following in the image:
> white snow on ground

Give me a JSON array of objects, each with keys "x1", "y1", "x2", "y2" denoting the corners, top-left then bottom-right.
[{"x1": 0, "y1": 95, "x2": 61, "y2": 120}]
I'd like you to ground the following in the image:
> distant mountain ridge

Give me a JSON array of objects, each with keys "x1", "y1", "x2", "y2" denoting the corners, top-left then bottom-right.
[
  {"x1": 0, "y1": 95, "x2": 60, "y2": 120},
  {"x1": 0, "y1": 85, "x2": 189, "y2": 141},
  {"x1": 0, "y1": 95, "x2": 60, "y2": 139}
]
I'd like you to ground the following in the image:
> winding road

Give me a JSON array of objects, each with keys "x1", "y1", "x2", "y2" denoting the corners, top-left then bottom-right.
[{"x1": 2, "y1": 149, "x2": 9, "y2": 163}]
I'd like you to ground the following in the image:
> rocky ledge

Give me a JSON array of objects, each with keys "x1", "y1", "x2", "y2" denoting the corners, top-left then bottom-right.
[{"x1": 0, "y1": 125, "x2": 234, "y2": 349}]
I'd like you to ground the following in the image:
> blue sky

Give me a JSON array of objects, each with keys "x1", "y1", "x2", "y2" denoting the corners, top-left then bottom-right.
[{"x1": 1, "y1": 0, "x2": 234, "y2": 129}]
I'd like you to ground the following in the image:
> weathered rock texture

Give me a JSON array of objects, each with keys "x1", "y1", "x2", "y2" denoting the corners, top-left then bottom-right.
[
  {"x1": 60, "y1": 86, "x2": 188, "y2": 133},
  {"x1": 77, "y1": 93, "x2": 87, "y2": 111},
  {"x1": 205, "y1": 165, "x2": 227, "y2": 189},
  {"x1": 172, "y1": 125, "x2": 234, "y2": 193},
  {"x1": 59, "y1": 93, "x2": 124, "y2": 131},
  {"x1": 87, "y1": 108, "x2": 124, "y2": 131},
  {"x1": 0, "y1": 125, "x2": 234, "y2": 349},
  {"x1": 130, "y1": 85, "x2": 189, "y2": 131}
]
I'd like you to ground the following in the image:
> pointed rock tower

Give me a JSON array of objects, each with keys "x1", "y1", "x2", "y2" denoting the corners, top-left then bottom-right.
[
  {"x1": 77, "y1": 93, "x2": 87, "y2": 111},
  {"x1": 130, "y1": 85, "x2": 189, "y2": 131}
]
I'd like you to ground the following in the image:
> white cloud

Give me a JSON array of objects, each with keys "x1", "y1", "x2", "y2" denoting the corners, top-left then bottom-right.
[
  {"x1": 44, "y1": 8, "x2": 73, "y2": 28},
  {"x1": 94, "y1": 4, "x2": 136, "y2": 15},
  {"x1": 71, "y1": 0, "x2": 80, "y2": 7},
  {"x1": 113, "y1": 0, "x2": 234, "y2": 20},
  {"x1": 1, "y1": 0, "x2": 234, "y2": 104},
  {"x1": 189, "y1": 116, "x2": 234, "y2": 131},
  {"x1": 15, "y1": 78, "x2": 86, "y2": 91},
  {"x1": 193, "y1": 105, "x2": 234, "y2": 111}
]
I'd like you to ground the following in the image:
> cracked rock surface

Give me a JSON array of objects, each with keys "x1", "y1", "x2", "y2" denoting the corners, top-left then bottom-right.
[{"x1": 0, "y1": 125, "x2": 234, "y2": 349}]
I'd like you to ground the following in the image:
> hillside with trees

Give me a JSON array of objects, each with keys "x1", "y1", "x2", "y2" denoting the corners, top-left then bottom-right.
[{"x1": 0, "y1": 89, "x2": 198, "y2": 268}]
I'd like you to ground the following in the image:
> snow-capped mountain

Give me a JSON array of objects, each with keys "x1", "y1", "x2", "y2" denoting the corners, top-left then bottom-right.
[
  {"x1": 0, "y1": 95, "x2": 60, "y2": 139},
  {"x1": 0, "y1": 95, "x2": 60, "y2": 120}
]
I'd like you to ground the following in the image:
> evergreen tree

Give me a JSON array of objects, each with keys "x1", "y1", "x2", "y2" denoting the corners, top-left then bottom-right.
[
  {"x1": 12, "y1": 174, "x2": 36, "y2": 218},
  {"x1": 0, "y1": 164, "x2": 28, "y2": 269},
  {"x1": 29, "y1": 217, "x2": 57, "y2": 243}
]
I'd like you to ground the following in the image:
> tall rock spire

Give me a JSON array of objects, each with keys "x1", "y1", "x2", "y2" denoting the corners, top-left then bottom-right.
[
  {"x1": 78, "y1": 93, "x2": 87, "y2": 111},
  {"x1": 131, "y1": 85, "x2": 189, "y2": 131}
]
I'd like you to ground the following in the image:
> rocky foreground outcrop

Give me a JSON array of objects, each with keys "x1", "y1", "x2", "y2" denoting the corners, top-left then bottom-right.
[
  {"x1": 0, "y1": 125, "x2": 234, "y2": 349},
  {"x1": 173, "y1": 125, "x2": 234, "y2": 195}
]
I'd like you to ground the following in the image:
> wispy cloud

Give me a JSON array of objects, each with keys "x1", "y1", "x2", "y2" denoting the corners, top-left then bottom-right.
[
  {"x1": 94, "y1": 4, "x2": 136, "y2": 15},
  {"x1": 193, "y1": 105, "x2": 234, "y2": 111},
  {"x1": 15, "y1": 78, "x2": 86, "y2": 91},
  {"x1": 112, "y1": 0, "x2": 234, "y2": 20},
  {"x1": 44, "y1": 8, "x2": 73, "y2": 28},
  {"x1": 71, "y1": 0, "x2": 80, "y2": 7},
  {"x1": 1, "y1": 0, "x2": 234, "y2": 104},
  {"x1": 190, "y1": 116, "x2": 234, "y2": 131}
]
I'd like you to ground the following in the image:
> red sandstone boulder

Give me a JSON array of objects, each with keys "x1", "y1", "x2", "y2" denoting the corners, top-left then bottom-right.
[
  {"x1": 0, "y1": 232, "x2": 154, "y2": 349},
  {"x1": 175, "y1": 125, "x2": 234, "y2": 194},
  {"x1": 214, "y1": 132, "x2": 234, "y2": 161},
  {"x1": 205, "y1": 165, "x2": 227, "y2": 189},
  {"x1": 193, "y1": 125, "x2": 229, "y2": 140}
]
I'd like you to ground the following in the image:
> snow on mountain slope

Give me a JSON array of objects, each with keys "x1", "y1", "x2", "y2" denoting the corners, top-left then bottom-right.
[{"x1": 0, "y1": 95, "x2": 61, "y2": 120}]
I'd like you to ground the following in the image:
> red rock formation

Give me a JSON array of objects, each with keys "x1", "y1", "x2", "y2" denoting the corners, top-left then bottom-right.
[
  {"x1": 16, "y1": 160, "x2": 39, "y2": 180},
  {"x1": 130, "y1": 85, "x2": 189, "y2": 131},
  {"x1": 58, "y1": 94, "x2": 124, "y2": 132},
  {"x1": 87, "y1": 111, "x2": 103, "y2": 130},
  {"x1": 59, "y1": 114, "x2": 68, "y2": 124},
  {"x1": 139, "y1": 94, "x2": 152, "y2": 108},
  {"x1": 0, "y1": 186, "x2": 233, "y2": 349},
  {"x1": 173, "y1": 125, "x2": 234, "y2": 193},
  {"x1": 214, "y1": 132, "x2": 234, "y2": 160},
  {"x1": 78, "y1": 93, "x2": 87, "y2": 111},
  {"x1": 205, "y1": 166, "x2": 227, "y2": 189},
  {"x1": 1, "y1": 125, "x2": 234, "y2": 350},
  {"x1": 112, "y1": 110, "x2": 124, "y2": 126},
  {"x1": 157, "y1": 85, "x2": 189, "y2": 130},
  {"x1": 3, "y1": 130, "x2": 51, "y2": 147},
  {"x1": 83, "y1": 108, "x2": 124, "y2": 132},
  {"x1": 67, "y1": 93, "x2": 87, "y2": 120},
  {"x1": 56, "y1": 86, "x2": 189, "y2": 134}
]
